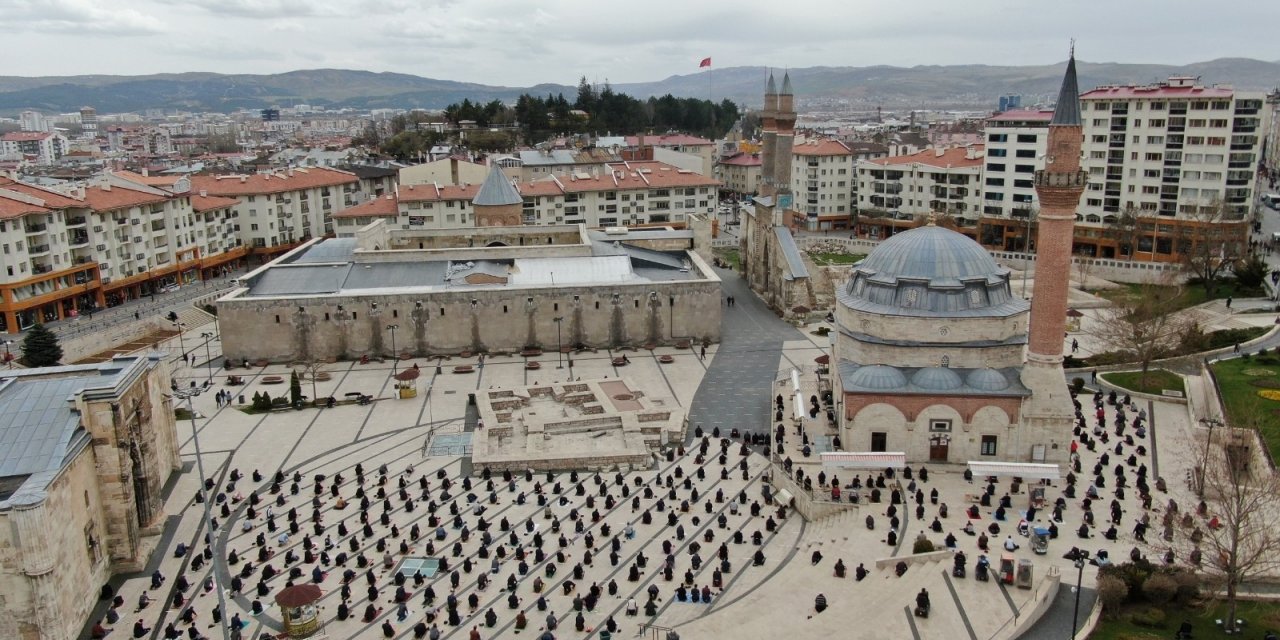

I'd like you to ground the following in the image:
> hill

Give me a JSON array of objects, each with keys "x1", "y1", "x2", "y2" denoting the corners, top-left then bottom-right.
[{"x1": 0, "y1": 59, "x2": 1274, "y2": 115}]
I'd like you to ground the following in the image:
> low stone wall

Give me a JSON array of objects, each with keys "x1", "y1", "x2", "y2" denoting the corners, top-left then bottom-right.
[
  {"x1": 766, "y1": 464, "x2": 858, "y2": 522},
  {"x1": 62, "y1": 319, "x2": 166, "y2": 363},
  {"x1": 472, "y1": 452, "x2": 653, "y2": 475},
  {"x1": 873, "y1": 549, "x2": 954, "y2": 571}
]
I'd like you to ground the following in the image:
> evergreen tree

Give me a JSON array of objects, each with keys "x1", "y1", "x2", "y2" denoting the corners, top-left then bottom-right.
[
  {"x1": 20, "y1": 323, "x2": 62, "y2": 367},
  {"x1": 289, "y1": 370, "x2": 303, "y2": 407}
]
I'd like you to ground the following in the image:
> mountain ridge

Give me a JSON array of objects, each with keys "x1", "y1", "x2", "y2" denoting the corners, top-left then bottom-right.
[{"x1": 0, "y1": 59, "x2": 1275, "y2": 115}]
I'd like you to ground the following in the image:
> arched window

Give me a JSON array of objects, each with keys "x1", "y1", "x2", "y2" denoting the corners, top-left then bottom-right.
[{"x1": 940, "y1": 355, "x2": 950, "y2": 368}]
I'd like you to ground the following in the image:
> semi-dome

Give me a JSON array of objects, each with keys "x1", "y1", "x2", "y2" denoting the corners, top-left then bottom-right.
[
  {"x1": 966, "y1": 368, "x2": 1011, "y2": 391},
  {"x1": 839, "y1": 223, "x2": 1027, "y2": 317},
  {"x1": 910, "y1": 367, "x2": 963, "y2": 391},
  {"x1": 846, "y1": 365, "x2": 909, "y2": 390}
]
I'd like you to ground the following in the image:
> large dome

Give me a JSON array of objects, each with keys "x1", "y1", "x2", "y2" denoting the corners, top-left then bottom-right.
[
  {"x1": 859, "y1": 225, "x2": 1002, "y2": 283},
  {"x1": 839, "y1": 224, "x2": 1026, "y2": 317}
]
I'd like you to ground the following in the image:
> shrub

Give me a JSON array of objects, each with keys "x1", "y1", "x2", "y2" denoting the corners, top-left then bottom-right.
[
  {"x1": 1097, "y1": 574, "x2": 1130, "y2": 614},
  {"x1": 912, "y1": 537, "x2": 935, "y2": 554},
  {"x1": 1171, "y1": 570, "x2": 1201, "y2": 603},
  {"x1": 1142, "y1": 573, "x2": 1178, "y2": 605},
  {"x1": 1071, "y1": 377, "x2": 1086, "y2": 394},
  {"x1": 1129, "y1": 606, "x2": 1167, "y2": 628}
]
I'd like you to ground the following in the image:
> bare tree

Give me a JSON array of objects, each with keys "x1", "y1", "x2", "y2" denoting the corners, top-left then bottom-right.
[
  {"x1": 1089, "y1": 278, "x2": 1192, "y2": 383},
  {"x1": 297, "y1": 360, "x2": 328, "y2": 404},
  {"x1": 1176, "y1": 200, "x2": 1249, "y2": 298},
  {"x1": 1186, "y1": 424, "x2": 1280, "y2": 633},
  {"x1": 1104, "y1": 204, "x2": 1143, "y2": 260}
]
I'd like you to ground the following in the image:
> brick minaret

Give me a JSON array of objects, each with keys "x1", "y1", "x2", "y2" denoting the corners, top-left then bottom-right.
[
  {"x1": 1027, "y1": 52, "x2": 1085, "y2": 363},
  {"x1": 759, "y1": 72, "x2": 778, "y2": 198},
  {"x1": 773, "y1": 71, "x2": 796, "y2": 214},
  {"x1": 1018, "y1": 50, "x2": 1084, "y2": 462}
]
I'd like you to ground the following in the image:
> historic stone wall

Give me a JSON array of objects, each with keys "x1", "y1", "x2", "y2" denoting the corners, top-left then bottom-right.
[
  {"x1": 841, "y1": 395, "x2": 1022, "y2": 462},
  {"x1": 218, "y1": 279, "x2": 722, "y2": 363},
  {"x1": 835, "y1": 306, "x2": 1027, "y2": 369}
]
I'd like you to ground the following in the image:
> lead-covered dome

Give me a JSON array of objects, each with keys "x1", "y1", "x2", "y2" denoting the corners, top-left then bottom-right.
[
  {"x1": 845, "y1": 365, "x2": 908, "y2": 390},
  {"x1": 910, "y1": 366, "x2": 963, "y2": 391},
  {"x1": 840, "y1": 224, "x2": 1026, "y2": 317}
]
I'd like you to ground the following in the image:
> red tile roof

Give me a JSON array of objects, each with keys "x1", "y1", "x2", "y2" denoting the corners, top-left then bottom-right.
[
  {"x1": 719, "y1": 153, "x2": 761, "y2": 167},
  {"x1": 191, "y1": 193, "x2": 240, "y2": 213},
  {"x1": 332, "y1": 194, "x2": 400, "y2": 218},
  {"x1": 1080, "y1": 85, "x2": 1234, "y2": 100},
  {"x1": 189, "y1": 167, "x2": 357, "y2": 197},
  {"x1": 792, "y1": 139, "x2": 852, "y2": 156},
  {"x1": 1, "y1": 131, "x2": 55, "y2": 142},
  {"x1": 0, "y1": 177, "x2": 85, "y2": 208},
  {"x1": 987, "y1": 109, "x2": 1054, "y2": 123},
  {"x1": 0, "y1": 192, "x2": 51, "y2": 220},
  {"x1": 114, "y1": 170, "x2": 187, "y2": 188},
  {"x1": 394, "y1": 161, "x2": 718, "y2": 204},
  {"x1": 867, "y1": 145, "x2": 985, "y2": 169},
  {"x1": 81, "y1": 184, "x2": 168, "y2": 212}
]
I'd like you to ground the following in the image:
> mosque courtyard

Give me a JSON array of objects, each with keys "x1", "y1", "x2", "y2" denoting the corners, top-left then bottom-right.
[{"x1": 86, "y1": 269, "x2": 1215, "y2": 640}]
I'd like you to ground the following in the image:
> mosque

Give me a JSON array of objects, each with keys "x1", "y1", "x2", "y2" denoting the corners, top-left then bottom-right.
[{"x1": 742, "y1": 56, "x2": 1087, "y2": 465}]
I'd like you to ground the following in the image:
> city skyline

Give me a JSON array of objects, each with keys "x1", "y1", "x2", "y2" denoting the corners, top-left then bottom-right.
[{"x1": 1, "y1": 0, "x2": 1277, "y2": 86}]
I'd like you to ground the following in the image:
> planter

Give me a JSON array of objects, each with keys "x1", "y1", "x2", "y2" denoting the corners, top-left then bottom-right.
[
  {"x1": 261, "y1": 376, "x2": 284, "y2": 385},
  {"x1": 453, "y1": 365, "x2": 475, "y2": 374},
  {"x1": 658, "y1": 355, "x2": 675, "y2": 364}
]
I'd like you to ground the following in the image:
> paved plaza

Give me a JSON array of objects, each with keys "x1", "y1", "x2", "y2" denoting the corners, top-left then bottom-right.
[{"x1": 81, "y1": 269, "x2": 1236, "y2": 640}]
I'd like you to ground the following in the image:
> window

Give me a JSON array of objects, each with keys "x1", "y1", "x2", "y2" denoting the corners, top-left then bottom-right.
[
  {"x1": 980, "y1": 436, "x2": 998, "y2": 456},
  {"x1": 1015, "y1": 149, "x2": 1036, "y2": 158},
  {"x1": 1016, "y1": 134, "x2": 1038, "y2": 143},
  {"x1": 930, "y1": 420, "x2": 951, "y2": 432}
]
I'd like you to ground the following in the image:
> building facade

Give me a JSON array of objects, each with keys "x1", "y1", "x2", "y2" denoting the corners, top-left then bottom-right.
[
  {"x1": 217, "y1": 222, "x2": 721, "y2": 362},
  {"x1": 0, "y1": 355, "x2": 180, "y2": 640},
  {"x1": 0, "y1": 132, "x2": 68, "y2": 165},
  {"x1": 790, "y1": 139, "x2": 855, "y2": 229},
  {"x1": 854, "y1": 146, "x2": 985, "y2": 239}
]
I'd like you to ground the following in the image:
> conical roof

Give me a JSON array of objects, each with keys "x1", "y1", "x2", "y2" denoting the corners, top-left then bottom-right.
[
  {"x1": 1050, "y1": 55, "x2": 1082, "y2": 126},
  {"x1": 781, "y1": 71, "x2": 793, "y2": 95},
  {"x1": 765, "y1": 72, "x2": 777, "y2": 96},
  {"x1": 473, "y1": 163, "x2": 522, "y2": 207}
]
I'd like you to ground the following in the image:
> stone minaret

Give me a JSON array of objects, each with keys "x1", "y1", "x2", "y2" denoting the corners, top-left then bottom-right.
[
  {"x1": 1019, "y1": 50, "x2": 1085, "y2": 462},
  {"x1": 759, "y1": 72, "x2": 778, "y2": 198},
  {"x1": 773, "y1": 71, "x2": 796, "y2": 221}
]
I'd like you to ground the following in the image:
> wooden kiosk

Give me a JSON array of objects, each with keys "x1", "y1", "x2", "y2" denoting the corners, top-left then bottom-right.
[{"x1": 275, "y1": 584, "x2": 323, "y2": 638}]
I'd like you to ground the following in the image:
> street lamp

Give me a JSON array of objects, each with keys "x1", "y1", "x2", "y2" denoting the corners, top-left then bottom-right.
[
  {"x1": 1070, "y1": 549, "x2": 1090, "y2": 640},
  {"x1": 2, "y1": 339, "x2": 14, "y2": 369},
  {"x1": 200, "y1": 332, "x2": 215, "y2": 387},
  {"x1": 387, "y1": 324, "x2": 399, "y2": 377},
  {"x1": 169, "y1": 388, "x2": 231, "y2": 640},
  {"x1": 1198, "y1": 416, "x2": 1222, "y2": 498},
  {"x1": 172, "y1": 320, "x2": 188, "y2": 375},
  {"x1": 552, "y1": 317, "x2": 564, "y2": 369}
]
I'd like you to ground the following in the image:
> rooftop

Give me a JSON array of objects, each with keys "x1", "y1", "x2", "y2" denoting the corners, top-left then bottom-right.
[
  {"x1": 988, "y1": 109, "x2": 1055, "y2": 123},
  {"x1": 792, "y1": 139, "x2": 852, "y2": 156},
  {"x1": 623, "y1": 134, "x2": 713, "y2": 147},
  {"x1": 866, "y1": 145, "x2": 985, "y2": 169},
  {"x1": 189, "y1": 167, "x2": 358, "y2": 197}
]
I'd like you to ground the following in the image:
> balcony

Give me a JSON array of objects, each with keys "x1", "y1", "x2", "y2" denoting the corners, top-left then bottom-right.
[
  {"x1": 27, "y1": 244, "x2": 50, "y2": 256},
  {"x1": 69, "y1": 233, "x2": 89, "y2": 247},
  {"x1": 24, "y1": 223, "x2": 47, "y2": 234},
  {"x1": 31, "y1": 263, "x2": 53, "y2": 275},
  {"x1": 66, "y1": 216, "x2": 87, "y2": 227}
]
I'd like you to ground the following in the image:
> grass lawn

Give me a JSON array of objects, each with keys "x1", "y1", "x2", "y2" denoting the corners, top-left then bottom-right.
[
  {"x1": 714, "y1": 248, "x2": 741, "y2": 271},
  {"x1": 1210, "y1": 356, "x2": 1280, "y2": 461},
  {"x1": 808, "y1": 251, "x2": 866, "y2": 266},
  {"x1": 1097, "y1": 281, "x2": 1266, "y2": 313},
  {"x1": 1089, "y1": 599, "x2": 1280, "y2": 639},
  {"x1": 1099, "y1": 369, "x2": 1185, "y2": 397}
]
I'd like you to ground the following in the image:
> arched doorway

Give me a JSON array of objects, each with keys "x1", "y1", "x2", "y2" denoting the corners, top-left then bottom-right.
[{"x1": 928, "y1": 434, "x2": 950, "y2": 462}]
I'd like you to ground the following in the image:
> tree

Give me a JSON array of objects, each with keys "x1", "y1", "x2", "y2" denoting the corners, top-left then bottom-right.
[
  {"x1": 1104, "y1": 204, "x2": 1143, "y2": 259},
  {"x1": 1089, "y1": 278, "x2": 1192, "y2": 383},
  {"x1": 1176, "y1": 201, "x2": 1249, "y2": 298},
  {"x1": 1233, "y1": 254, "x2": 1268, "y2": 290},
  {"x1": 289, "y1": 370, "x2": 303, "y2": 407},
  {"x1": 1185, "y1": 423, "x2": 1280, "y2": 633},
  {"x1": 21, "y1": 323, "x2": 63, "y2": 367},
  {"x1": 299, "y1": 361, "x2": 327, "y2": 405}
]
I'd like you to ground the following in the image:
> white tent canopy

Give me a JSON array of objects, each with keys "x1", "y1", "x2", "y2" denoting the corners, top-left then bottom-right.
[
  {"x1": 820, "y1": 452, "x2": 907, "y2": 470},
  {"x1": 967, "y1": 461, "x2": 1060, "y2": 481}
]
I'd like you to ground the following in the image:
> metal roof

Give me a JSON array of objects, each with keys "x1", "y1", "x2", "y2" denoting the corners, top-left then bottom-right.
[
  {"x1": 509, "y1": 255, "x2": 637, "y2": 286},
  {"x1": 472, "y1": 164, "x2": 523, "y2": 207},
  {"x1": 1051, "y1": 56, "x2": 1082, "y2": 127},
  {"x1": 773, "y1": 226, "x2": 810, "y2": 280},
  {"x1": 288, "y1": 237, "x2": 357, "y2": 264},
  {"x1": 249, "y1": 264, "x2": 352, "y2": 296}
]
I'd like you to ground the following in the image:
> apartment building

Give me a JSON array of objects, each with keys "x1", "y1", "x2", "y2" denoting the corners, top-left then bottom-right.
[
  {"x1": 190, "y1": 167, "x2": 361, "y2": 255},
  {"x1": 716, "y1": 153, "x2": 762, "y2": 196},
  {"x1": 1074, "y1": 76, "x2": 1268, "y2": 259},
  {"x1": 334, "y1": 161, "x2": 719, "y2": 234},
  {"x1": 854, "y1": 145, "x2": 985, "y2": 238},
  {"x1": 978, "y1": 109, "x2": 1052, "y2": 250},
  {"x1": 624, "y1": 134, "x2": 715, "y2": 176},
  {"x1": 790, "y1": 139, "x2": 856, "y2": 230},
  {"x1": 0, "y1": 174, "x2": 244, "y2": 332},
  {"x1": 1, "y1": 131, "x2": 68, "y2": 165}
]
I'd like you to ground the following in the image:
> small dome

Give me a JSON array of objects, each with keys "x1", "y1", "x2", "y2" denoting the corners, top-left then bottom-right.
[
  {"x1": 966, "y1": 368, "x2": 1011, "y2": 391},
  {"x1": 910, "y1": 367, "x2": 963, "y2": 391},
  {"x1": 847, "y1": 365, "x2": 908, "y2": 390}
]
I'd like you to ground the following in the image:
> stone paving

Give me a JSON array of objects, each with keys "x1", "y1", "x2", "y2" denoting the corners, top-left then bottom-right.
[{"x1": 82, "y1": 269, "x2": 1222, "y2": 640}]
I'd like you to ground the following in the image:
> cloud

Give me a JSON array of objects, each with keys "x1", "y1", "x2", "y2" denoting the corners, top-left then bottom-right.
[
  {"x1": 0, "y1": 0, "x2": 164, "y2": 35},
  {"x1": 268, "y1": 20, "x2": 305, "y2": 32},
  {"x1": 181, "y1": 0, "x2": 452, "y2": 19}
]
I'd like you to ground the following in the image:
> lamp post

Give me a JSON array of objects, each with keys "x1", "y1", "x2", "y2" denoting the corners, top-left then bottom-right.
[
  {"x1": 1198, "y1": 416, "x2": 1222, "y2": 498},
  {"x1": 387, "y1": 324, "x2": 399, "y2": 377},
  {"x1": 1070, "y1": 549, "x2": 1090, "y2": 640},
  {"x1": 553, "y1": 317, "x2": 564, "y2": 369},
  {"x1": 170, "y1": 388, "x2": 231, "y2": 640},
  {"x1": 172, "y1": 320, "x2": 188, "y2": 378},
  {"x1": 2, "y1": 339, "x2": 14, "y2": 369},
  {"x1": 200, "y1": 332, "x2": 215, "y2": 387}
]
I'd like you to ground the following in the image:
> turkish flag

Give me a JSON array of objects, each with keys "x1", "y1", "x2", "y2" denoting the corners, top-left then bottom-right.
[{"x1": 699, "y1": 57, "x2": 711, "y2": 68}]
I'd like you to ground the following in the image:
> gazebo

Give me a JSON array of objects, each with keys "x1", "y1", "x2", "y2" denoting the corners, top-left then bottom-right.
[
  {"x1": 1066, "y1": 308, "x2": 1084, "y2": 332},
  {"x1": 394, "y1": 365, "x2": 421, "y2": 399},
  {"x1": 275, "y1": 584, "x2": 323, "y2": 638}
]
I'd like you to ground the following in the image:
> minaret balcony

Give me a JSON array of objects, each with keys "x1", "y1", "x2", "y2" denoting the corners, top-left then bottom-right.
[{"x1": 1033, "y1": 170, "x2": 1086, "y2": 189}]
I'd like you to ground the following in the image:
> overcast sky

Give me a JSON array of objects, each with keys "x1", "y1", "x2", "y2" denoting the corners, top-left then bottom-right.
[{"x1": 2, "y1": 0, "x2": 1276, "y2": 85}]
